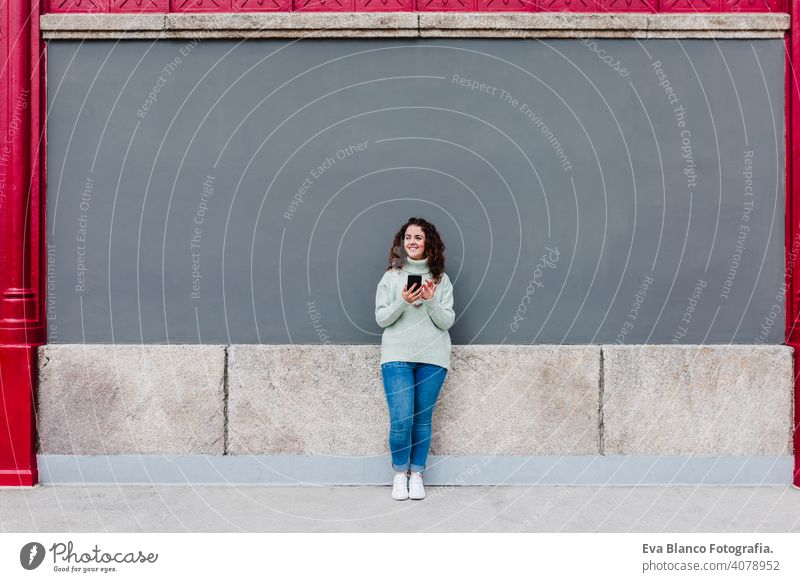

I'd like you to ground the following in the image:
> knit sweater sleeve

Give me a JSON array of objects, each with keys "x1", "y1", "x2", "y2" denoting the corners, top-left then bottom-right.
[
  {"x1": 422, "y1": 273, "x2": 455, "y2": 331},
  {"x1": 375, "y1": 271, "x2": 407, "y2": 328}
]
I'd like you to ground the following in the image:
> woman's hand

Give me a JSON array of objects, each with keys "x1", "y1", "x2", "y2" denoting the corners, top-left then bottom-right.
[
  {"x1": 401, "y1": 282, "x2": 424, "y2": 304},
  {"x1": 421, "y1": 279, "x2": 437, "y2": 301}
]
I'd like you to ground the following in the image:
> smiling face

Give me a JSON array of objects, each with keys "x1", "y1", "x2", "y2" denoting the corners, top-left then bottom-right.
[{"x1": 404, "y1": 224, "x2": 426, "y2": 260}]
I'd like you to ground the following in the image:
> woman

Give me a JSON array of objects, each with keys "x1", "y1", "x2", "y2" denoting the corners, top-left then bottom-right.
[{"x1": 374, "y1": 217, "x2": 455, "y2": 501}]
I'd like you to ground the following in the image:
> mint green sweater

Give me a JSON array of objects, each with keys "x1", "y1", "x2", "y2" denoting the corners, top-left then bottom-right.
[{"x1": 374, "y1": 256, "x2": 455, "y2": 370}]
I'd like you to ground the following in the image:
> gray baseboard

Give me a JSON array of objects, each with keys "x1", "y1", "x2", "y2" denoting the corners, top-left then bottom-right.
[{"x1": 37, "y1": 455, "x2": 793, "y2": 485}]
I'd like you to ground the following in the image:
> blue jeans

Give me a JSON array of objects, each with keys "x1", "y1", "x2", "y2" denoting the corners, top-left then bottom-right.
[{"x1": 380, "y1": 361, "x2": 448, "y2": 473}]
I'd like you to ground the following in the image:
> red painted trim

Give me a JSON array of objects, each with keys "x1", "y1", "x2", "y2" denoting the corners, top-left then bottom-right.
[
  {"x1": 111, "y1": 0, "x2": 169, "y2": 12},
  {"x1": 659, "y1": 0, "x2": 721, "y2": 11},
  {"x1": 43, "y1": 0, "x2": 788, "y2": 10},
  {"x1": 48, "y1": 0, "x2": 107, "y2": 12},
  {"x1": 601, "y1": 0, "x2": 657, "y2": 11},
  {"x1": 0, "y1": 348, "x2": 38, "y2": 487},
  {"x1": 0, "y1": 7, "x2": 47, "y2": 344},
  {"x1": 292, "y1": 0, "x2": 354, "y2": 11},
  {"x1": 723, "y1": 0, "x2": 783, "y2": 12},
  {"x1": 33, "y1": 8, "x2": 47, "y2": 347},
  {"x1": 170, "y1": 0, "x2": 231, "y2": 12},
  {"x1": 354, "y1": 0, "x2": 415, "y2": 10},
  {"x1": 235, "y1": 0, "x2": 293, "y2": 10},
  {"x1": 475, "y1": 0, "x2": 534, "y2": 10},
  {"x1": 786, "y1": 0, "x2": 800, "y2": 487},
  {"x1": 0, "y1": 0, "x2": 45, "y2": 487},
  {"x1": 538, "y1": 0, "x2": 598, "y2": 10}
]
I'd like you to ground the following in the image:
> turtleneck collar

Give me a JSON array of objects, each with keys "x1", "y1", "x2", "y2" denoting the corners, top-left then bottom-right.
[{"x1": 401, "y1": 256, "x2": 430, "y2": 275}]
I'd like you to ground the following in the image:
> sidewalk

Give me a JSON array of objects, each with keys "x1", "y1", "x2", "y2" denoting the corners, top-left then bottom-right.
[{"x1": 1, "y1": 485, "x2": 799, "y2": 532}]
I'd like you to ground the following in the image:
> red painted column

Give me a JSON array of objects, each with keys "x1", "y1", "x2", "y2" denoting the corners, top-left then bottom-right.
[
  {"x1": 0, "y1": 1, "x2": 46, "y2": 487},
  {"x1": 787, "y1": 0, "x2": 800, "y2": 488}
]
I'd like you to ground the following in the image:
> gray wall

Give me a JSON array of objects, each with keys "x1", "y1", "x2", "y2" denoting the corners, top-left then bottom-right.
[{"x1": 44, "y1": 38, "x2": 785, "y2": 344}]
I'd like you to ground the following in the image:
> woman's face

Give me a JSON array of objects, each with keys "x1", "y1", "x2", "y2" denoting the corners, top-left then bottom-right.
[{"x1": 404, "y1": 225, "x2": 426, "y2": 260}]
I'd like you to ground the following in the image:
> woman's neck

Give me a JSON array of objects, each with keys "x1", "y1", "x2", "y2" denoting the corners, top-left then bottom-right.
[{"x1": 402, "y1": 256, "x2": 430, "y2": 275}]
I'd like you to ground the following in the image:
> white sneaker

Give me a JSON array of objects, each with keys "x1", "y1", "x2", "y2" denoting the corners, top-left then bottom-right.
[
  {"x1": 391, "y1": 472, "x2": 408, "y2": 500},
  {"x1": 408, "y1": 472, "x2": 425, "y2": 500}
]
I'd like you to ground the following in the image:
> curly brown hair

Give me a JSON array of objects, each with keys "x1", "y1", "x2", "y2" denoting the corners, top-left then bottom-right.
[{"x1": 385, "y1": 217, "x2": 446, "y2": 283}]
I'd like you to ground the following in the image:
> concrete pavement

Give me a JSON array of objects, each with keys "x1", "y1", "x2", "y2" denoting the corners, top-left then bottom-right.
[{"x1": 1, "y1": 485, "x2": 799, "y2": 532}]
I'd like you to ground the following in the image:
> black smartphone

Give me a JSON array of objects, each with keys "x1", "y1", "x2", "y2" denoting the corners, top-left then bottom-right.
[{"x1": 407, "y1": 275, "x2": 423, "y2": 292}]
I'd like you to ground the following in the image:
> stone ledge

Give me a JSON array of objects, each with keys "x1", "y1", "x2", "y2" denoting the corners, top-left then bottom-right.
[
  {"x1": 603, "y1": 344, "x2": 794, "y2": 456},
  {"x1": 647, "y1": 13, "x2": 788, "y2": 31},
  {"x1": 41, "y1": 12, "x2": 167, "y2": 31},
  {"x1": 41, "y1": 11, "x2": 418, "y2": 39},
  {"x1": 227, "y1": 344, "x2": 389, "y2": 456},
  {"x1": 166, "y1": 11, "x2": 419, "y2": 30},
  {"x1": 40, "y1": 12, "x2": 790, "y2": 39},
  {"x1": 432, "y1": 345, "x2": 600, "y2": 455},
  {"x1": 419, "y1": 12, "x2": 649, "y2": 30},
  {"x1": 420, "y1": 12, "x2": 788, "y2": 38},
  {"x1": 37, "y1": 344, "x2": 226, "y2": 455},
  {"x1": 36, "y1": 343, "x2": 793, "y2": 458},
  {"x1": 226, "y1": 344, "x2": 600, "y2": 456}
]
